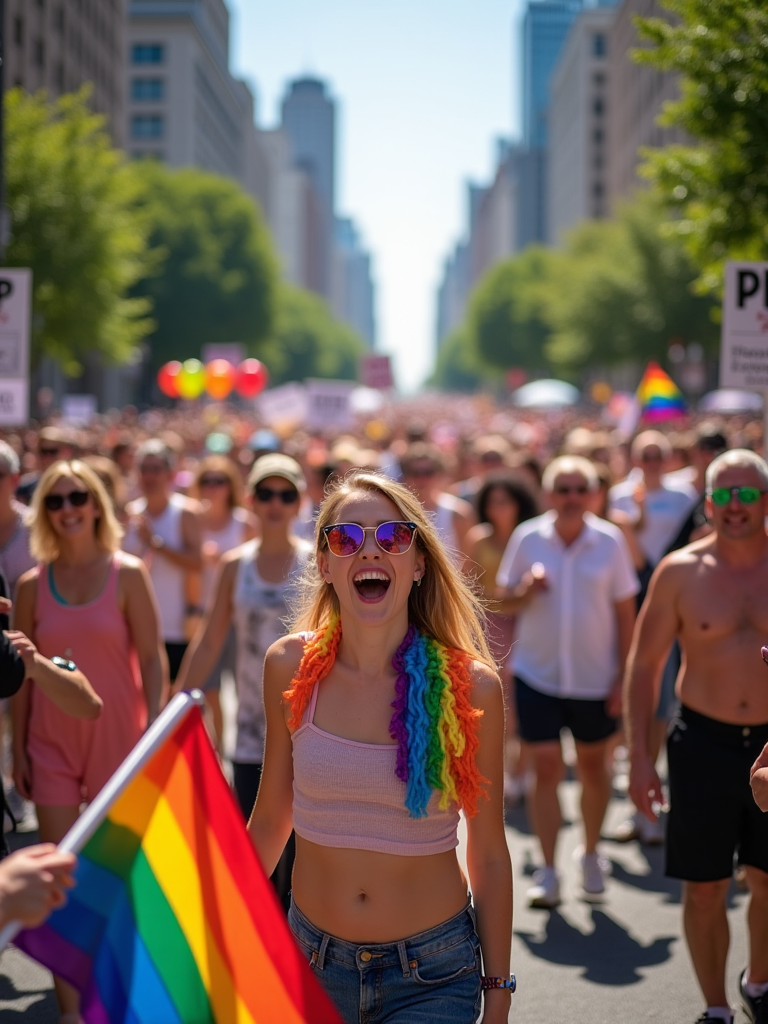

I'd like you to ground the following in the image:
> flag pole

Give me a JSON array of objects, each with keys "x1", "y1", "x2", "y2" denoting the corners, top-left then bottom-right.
[{"x1": 0, "y1": 690, "x2": 205, "y2": 950}]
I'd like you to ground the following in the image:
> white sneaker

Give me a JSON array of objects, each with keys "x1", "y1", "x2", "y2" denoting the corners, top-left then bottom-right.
[
  {"x1": 527, "y1": 866, "x2": 561, "y2": 908},
  {"x1": 577, "y1": 848, "x2": 610, "y2": 896}
]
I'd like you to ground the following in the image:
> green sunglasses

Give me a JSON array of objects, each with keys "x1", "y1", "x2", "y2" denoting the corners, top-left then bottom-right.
[{"x1": 708, "y1": 486, "x2": 765, "y2": 506}]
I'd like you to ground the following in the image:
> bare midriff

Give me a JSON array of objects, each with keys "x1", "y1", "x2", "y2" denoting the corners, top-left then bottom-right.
[
  {"x1": 676, "y1": 550, "x2": 768, "y2": 725},
  {"x1": 291, "y1": 836, "x2": 470, "y2": 943}
]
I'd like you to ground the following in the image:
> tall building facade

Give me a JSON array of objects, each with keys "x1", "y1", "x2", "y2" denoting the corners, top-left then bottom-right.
[
  {"x1": 279, "y1": 77, "x2": 336, "y2": 300},
  {"x1": 126, "y1": 0, "x2": 267, "y2": 205},
  {"x1": 607, "y1": 0, "x2": 688, "y2": 207},
  {"x1": 548, "y1": 4, "x2": 617, "y2": 243},
  {"x1": 333, "y1": 218, "x2": 376, "y2": 350},
  {"x1": 4, "y1": 0, "x2": 127, "y2": 146}
]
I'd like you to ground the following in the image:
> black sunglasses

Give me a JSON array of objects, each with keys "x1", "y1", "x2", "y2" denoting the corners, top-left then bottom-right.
[
  {"x1": 199, "y1": 475, "x2": 229, "y2": 488},
  {"x1": 323, "y1": 521, "x2": 418, "y2": 557},
  {"x1": 554, "y1": 485, "x2": 589, "y2": 496},
  {"x1": 44, "y1": 490, "x2": 90, "y2": 512},
  {"x1": 39, "y1": 447, "x2": 60, "y2": 458},
  {"x1": 254, "y1": 486, "x2": 299, "y2": 504}
]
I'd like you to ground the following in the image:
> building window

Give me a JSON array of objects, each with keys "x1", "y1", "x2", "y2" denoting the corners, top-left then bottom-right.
[
  {"x1": 593, "y1": 128, "x2": 604, "y2": 145},
  {"x1": 131, "y1": 114, "x2": 164, "y2": 139},
  {"x1": 13, "y1": 17, "x2": 23, "y2": 46},
  {"x1": 131, "y1": 43, "x2": 164, "y2": 64},
  {"x1": 593, "y1": 97, "x2": 604, "y2": 116},
  {"x1": 55, "y1": 62, "x2": 65, "y2": 92},
  {"x1": 131, "y1": 77, "x2": 165, "y2": 101},
  {"x1": 593, "y1": 34, "x2": 606, "y2": 58},
  {"x1": 55, "y1": 5, "x2": 65, "y2": 32},
  {"x1": 593, "y1": 181, "x2": 604, "y2": 199},
  {"x1": 593, "y1": 71, "x2": 605, "y2": 87},
  {"x1": 34, "y1": 39, "x2": 45, "y2": 68}
]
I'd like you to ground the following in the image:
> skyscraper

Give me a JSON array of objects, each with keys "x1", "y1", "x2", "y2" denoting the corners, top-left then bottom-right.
[
  {"x1": 280, "y1": 77, "x2": 336, "y2": 300},
  {"x1": 522, "y1": 0, "x2": 585, "y2": 150}
]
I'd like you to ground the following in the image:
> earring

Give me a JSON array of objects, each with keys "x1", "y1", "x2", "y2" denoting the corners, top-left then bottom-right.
[{"x1": 415, "y1": 575, "x2": 422, "y2": 587}]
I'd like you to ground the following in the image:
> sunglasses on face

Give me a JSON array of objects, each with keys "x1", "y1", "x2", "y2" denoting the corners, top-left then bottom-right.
[
  {"x1": 709, "y1": 486, "x2": 765, "y2": 506},
  {"x1": 199, "y1": 475, "x2": 229, "y2": 488},
  {"x1": 405, "y1": 466, "x2": 436, "y2": 479},
  {"x1": 554, "y1": 485, "x2": 589, "y2": 496},
  {"x1": 323, "y1": 521, "x2": 418, "y2": 557},
  {"x1": 43, "y1": 490, "x2": 90, "y2": 512},
  {"x1": 254, "y1": 486, "x2": 299, "y2": 505},
  {"x1": 640, "y1": 451, "x2": 663, "y2": 463},
  {"x1": 39, "y1": 447, "x2": 60, "y2": 458}
]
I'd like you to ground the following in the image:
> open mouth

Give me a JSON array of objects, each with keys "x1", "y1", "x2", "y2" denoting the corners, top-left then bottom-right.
[{"x1": 353, "y1": 569, "x2": 391, "y2": 602}]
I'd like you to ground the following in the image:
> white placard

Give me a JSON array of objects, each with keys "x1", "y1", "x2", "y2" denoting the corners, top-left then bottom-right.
[
  {"x1": 305, "y1": 379, "x2": 355, "y2": 431},
  {"x1": 0, "y1": 379, "x2": 28, "y2": 426},
  {"x1": 0, "y1": 268, "x2": 32, "y2": 425},
  {"x1": 61, "y1": 393, "x2": 98, "y2": 425},
  {"x1": 257, "y1": 382, "x2": 307, "y2": 428},
  {"x1": 721, "y1": 260, "x2": 768, "y2": 387}
]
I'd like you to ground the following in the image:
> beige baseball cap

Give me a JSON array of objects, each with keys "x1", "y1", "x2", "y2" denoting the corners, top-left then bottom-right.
[{"x1": 247, "y1": 453, "x2": 306, "y2": 492}]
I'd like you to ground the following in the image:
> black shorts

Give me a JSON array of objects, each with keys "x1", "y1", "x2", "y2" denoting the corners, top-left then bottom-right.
[
  {"x1": 164, "y1": 641, "x2": 188, "y2": 683},
  {"x1": 666, "y1": 705, "x2": 768, "y2": 882},
  {"x1": 514, "y1": 676, "x2": 618, "y2": 745}
]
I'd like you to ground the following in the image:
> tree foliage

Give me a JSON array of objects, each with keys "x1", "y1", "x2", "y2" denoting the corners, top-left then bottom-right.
[
  {"x1": 430, "y1": 327, "x2": 500, "y2": 392},
  {"x1": 5, "y1": 88, "x2": 153, "y2": 372},
  {"x1": 264, "y1": 283, "x2": 366, "y2": 385},
  {"x1": 467, "y1": 246, "x2": 556, "y2": 374},
  {"x1": 635, "y1": 0, "x2": 768, "y2": 290},
  {"x1": 131, "y1": 161, "x2": 278, "y2": 369},
  {"x1": 544, "y1": 195, "x2": 719, "y2": 371}
]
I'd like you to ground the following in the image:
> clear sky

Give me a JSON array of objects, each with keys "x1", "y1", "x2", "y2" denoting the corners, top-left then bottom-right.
[{"x1": 227, "y1": 0, "x2": 527, "y2": 391}]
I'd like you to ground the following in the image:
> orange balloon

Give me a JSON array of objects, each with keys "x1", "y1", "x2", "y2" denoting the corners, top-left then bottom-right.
[
  {"x1": 205, "y1": 359, "x2": 236, "y2": 400},
  {"x1": 157, "y1": 361, "x2": 182, "y2": 398}
]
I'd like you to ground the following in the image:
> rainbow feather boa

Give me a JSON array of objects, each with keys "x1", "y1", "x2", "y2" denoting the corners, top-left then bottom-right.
[{"x1": 284, "y1": 615, "x2": 486, "y2": 818}]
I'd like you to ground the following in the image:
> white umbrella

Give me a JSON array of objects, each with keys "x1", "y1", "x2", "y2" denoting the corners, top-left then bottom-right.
[
  {"x1": 512, "y1": 379, "x2": 581, "y2": 408},
  {"x1": 698, "y1": 389, "x2": 763, "y2": 413}
]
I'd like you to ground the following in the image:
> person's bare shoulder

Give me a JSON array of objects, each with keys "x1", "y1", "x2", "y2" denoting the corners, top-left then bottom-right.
[
  {"x1": 220, "y1": 539, "x2": 257, "y2": 567},
  {"x1": 177, "y1": 495, "x2": 205, "y2": 516},
  {"x1": 264, "y1": 633, "x2": 308, "y2": 687},
  {"x1": 469, "y1": 659, "x2": 503, "y2": 713}
]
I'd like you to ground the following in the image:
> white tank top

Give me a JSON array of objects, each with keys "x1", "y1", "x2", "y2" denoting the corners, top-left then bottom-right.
[
  {"x1": 232, "y1": 538, "x2": 312, "y2": 763},
  {"x1": 123, "y1": 494, "x2": 187, "y2": 642},
  {"x1": 201, "y1": 509, "x2": 248, "y2": 607}
]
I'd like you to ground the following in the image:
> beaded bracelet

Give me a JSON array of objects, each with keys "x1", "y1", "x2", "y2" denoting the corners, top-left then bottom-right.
[{"x1": 481, "y1": 974, "x2": 517, "y2": 992}]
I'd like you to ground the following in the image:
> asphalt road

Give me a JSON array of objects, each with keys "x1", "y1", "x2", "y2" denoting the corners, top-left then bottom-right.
[{"x1": 0, "y1": 679, "x2": 754, "y2": 1022}]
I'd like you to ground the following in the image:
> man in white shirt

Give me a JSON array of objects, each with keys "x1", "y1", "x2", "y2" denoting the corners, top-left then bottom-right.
[{"x1": 497, "y1": 456, "x2": 638, "y2": 907}]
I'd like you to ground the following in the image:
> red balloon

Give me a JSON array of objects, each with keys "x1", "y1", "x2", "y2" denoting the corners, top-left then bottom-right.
[
  {"x1": 235, "y1": 359, "x2": 269, "y2": 399},
  {"x1": 157, "y1": 361, "x2": 182, "y2": 398},
  {"x1": 205, "y1": 359, "x2": 236, "y2": 400}
]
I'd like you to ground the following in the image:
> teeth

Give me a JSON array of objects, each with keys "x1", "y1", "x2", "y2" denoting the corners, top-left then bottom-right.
[{"x1": 354, "y1": 570, "x2": 390, "y2": 582}]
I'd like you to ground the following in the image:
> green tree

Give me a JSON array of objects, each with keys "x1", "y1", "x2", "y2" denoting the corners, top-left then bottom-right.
[
  {"x1": 131, "y1": 161, "x2": 278, "y2": 369},
  {"x1": 545, "y1": 195, "x2": 718, "y2": 371},
  {"x1": 467, "y1": 246, "x2": 556, "y2": 374},
  {"x1": 635, "y1": 0, "x2": 768, "y2": 290},
  {"x1": 5, "y1": 88, "x2": 153, "y2": 372},
  {"x1": 429, "y1": 327, "x2": 500, "y2": 392},
  {"x1": 265, "y1": 283, "x2": 366, "y2": 385}
]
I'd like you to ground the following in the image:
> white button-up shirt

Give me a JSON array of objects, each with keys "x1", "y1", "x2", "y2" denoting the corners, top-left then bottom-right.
[{"x1": 497, "y1": 511, "x2": 639, "y2": 699}]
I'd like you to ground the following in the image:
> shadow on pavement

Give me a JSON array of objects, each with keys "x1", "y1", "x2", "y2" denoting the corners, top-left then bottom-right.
[
  {"x1": 516, "y1": 907, "x2": 676, "y2": 984},
  {"x1": 0, "y1": 958, "x2": 57, "y2": 1022},
  {"x1": 604, "y1": 845, "x2": 681, "y2": 904}
]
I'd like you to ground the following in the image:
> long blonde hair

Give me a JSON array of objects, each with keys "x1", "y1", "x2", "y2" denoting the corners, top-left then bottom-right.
[
  {"x1": 30, "y1": 460, "x2": 124, "y2": 563},
  {"x1": 289, "y1": 471, "x2": 493, "y2": 667}
]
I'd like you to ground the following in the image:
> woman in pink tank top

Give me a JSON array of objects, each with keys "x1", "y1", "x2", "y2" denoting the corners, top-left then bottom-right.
[
  {"x1": 11, "y1": 460, "x2": 165, "y2": 1022},
  {"x1": 248, "y1": 471, "x2": 514, "y2": 1024}
]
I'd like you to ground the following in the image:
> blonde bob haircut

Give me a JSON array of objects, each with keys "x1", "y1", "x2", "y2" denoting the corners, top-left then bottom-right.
[
  {"x1": 30, "y1": 460, "x2": 124, "y2": 563},
  {"x1": 290, "y1": 470, "x2": 495, "y2": 668}
]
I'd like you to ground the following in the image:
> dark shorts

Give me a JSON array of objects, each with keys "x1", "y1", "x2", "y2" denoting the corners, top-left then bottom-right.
[
  {"x1": 164, "y1": 641, "x2": 188, "y2": 683},
  {"x1": 514, "y1": 676, "x2": 618, "y2": 745},
  {"x1": 666, "y1": 705, "x2": 768, "y2": 882}
]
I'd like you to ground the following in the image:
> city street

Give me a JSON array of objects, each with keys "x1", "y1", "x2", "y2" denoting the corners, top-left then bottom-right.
[{"x1": 0, "y1": 773, "x2": 752, "y2": 1022}]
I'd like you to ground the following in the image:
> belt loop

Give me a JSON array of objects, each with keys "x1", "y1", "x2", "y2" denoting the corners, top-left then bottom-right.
[
  {"x1": 397, "y1": 940, "x2": 410, "y2": 978},
  {"x1": 316, "y1": 933, "x2": 330, "y2": 971}
]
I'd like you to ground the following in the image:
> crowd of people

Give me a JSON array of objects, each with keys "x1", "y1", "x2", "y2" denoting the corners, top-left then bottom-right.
[{"x1": 1, "y1": 399, "x2": 768, "y2": 1024}]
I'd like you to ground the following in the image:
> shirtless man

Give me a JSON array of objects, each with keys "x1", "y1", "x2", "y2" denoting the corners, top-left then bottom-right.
[{"x1": 625, "y1": 449, "x2": 768, "y2": 1024}]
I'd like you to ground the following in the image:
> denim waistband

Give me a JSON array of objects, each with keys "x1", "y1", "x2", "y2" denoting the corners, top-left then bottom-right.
[{"x1": 288, "y1": 897, "x2": 477, "y2": 974}]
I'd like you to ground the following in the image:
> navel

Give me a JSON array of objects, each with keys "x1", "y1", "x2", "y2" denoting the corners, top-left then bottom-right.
[{"x1": 700, "y1": 623, "x2": 710, "y2": 631}]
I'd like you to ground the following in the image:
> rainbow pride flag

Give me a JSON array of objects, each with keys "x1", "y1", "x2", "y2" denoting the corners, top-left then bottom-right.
[
  {"x1": 11, "y1": 693, "x2": 341, "y2": 1024},
  {"x1": 636, "y1": 361, "x2": 687, "y2": 422}
]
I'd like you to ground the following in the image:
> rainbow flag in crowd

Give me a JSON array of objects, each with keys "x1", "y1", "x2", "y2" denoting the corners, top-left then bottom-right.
[
  {"x1": 636, "y1": 361, "x2": 687, "y2": 422},
  {"x1": 12, "y1": 693, "x2": 341, "y2": 1024}
]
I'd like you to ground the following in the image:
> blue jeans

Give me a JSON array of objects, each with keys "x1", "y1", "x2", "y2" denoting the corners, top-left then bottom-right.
[{"x1": 288, "y1": 897, "x2": 483, "y2": 1024}]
